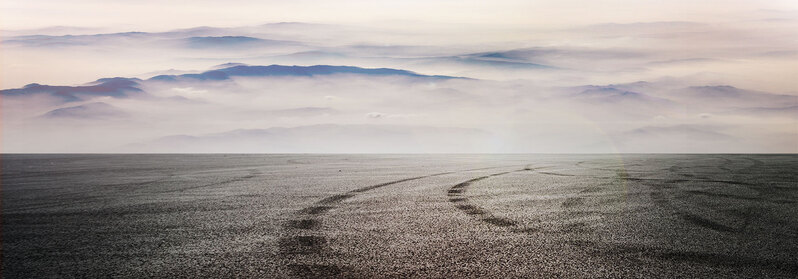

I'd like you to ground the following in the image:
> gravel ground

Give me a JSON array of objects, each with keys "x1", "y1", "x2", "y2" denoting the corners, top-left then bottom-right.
[{"x1": 2, "y1": 154, "x2": 796, "y2": 278}]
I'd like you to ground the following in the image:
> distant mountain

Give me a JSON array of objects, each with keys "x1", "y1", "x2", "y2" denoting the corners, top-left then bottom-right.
[
  {"x1": 42, "y1": 102, "x2": 127, "y2": 119},
  {"x1": 455, "y1": 47, "x2": 644, "y2": 69},
  {"x1": 683, "y1": 85, "x2": 750, "y2": 98},
  {"x1": 123, "y1": 124, "x2": 492, "y2": 153},
  {"x1": 209, "y1": 62, "x2": 249, "y2": 69},
  {"x1": 1, "y1": 23, "x2": 323, "y2": 47},
  {"x1": 452, "y1": 56, "x2": 553, "y2": 69},
  {"x1": 567, "y1": 84, "x2": 673, "y2": 105},
  {"x1": 0, "y1": 26, "x2": 105, "y2": 36},
  {"x1": 733, "y1": 105, "x2": 798, "y2": 117},
  {"x1": 1, "y1": 65, "x2": 464, "y2": 100},
  {"x1": 4, "y1": 32, "x2": 155, "y2": 47},
  {"x1": 598, "y1": 81, "x2": 654, "y2": 91},
  {"x1": 674, "y1": 85, "x2": 798, "y2": 107},
  {"x1": 463, "y1": 49, "x2": 552, "y2": 67},
  {"x1": 616, "y1": 124, "x2": 739, "y2": 153},
  {"x1": 626, "y1": 124, "x2": 732, "y2": 141},
  {"x1": 413, "y1": 55, "x2": 553, "y2": 70},
  {"x1": 149, "y1": 64, "x2": 463, "y2": 81},
  {"x1": 184, "y1": 36, "x2": 299, "y2": 48},
  {"x1": 1, "y1": 78, "x2": 142, "y2": 102}
]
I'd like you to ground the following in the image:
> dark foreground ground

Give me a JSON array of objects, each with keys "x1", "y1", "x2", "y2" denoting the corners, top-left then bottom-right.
[{"x1": 2, "y1": 154, "x2": 797, "y2": 278}]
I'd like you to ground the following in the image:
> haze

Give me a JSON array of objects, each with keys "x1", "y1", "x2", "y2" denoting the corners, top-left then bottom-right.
[{"x1": 1, "y1": 0, "x2": 796, "y2": 153}]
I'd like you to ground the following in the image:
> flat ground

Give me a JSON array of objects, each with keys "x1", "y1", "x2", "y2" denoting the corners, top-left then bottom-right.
[{"x1": 2, "y1": 154, "x2": 797, "y2": 278}]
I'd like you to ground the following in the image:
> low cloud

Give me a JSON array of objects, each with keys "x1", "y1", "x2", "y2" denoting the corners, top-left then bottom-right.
[
  {"x1": 1, "y1": 17, "x2": 796, "y2": 153},
  {"x1": 2, "y1": 63, "x2": 795, "y2": 153}
]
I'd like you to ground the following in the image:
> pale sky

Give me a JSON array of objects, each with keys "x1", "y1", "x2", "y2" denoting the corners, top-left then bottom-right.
[
  {"x1": 1, "y1": 1, "x2": 797, "y2": 153},
  {"x1": 2, "y1": 0, "x2": 797, "y2": 31}
]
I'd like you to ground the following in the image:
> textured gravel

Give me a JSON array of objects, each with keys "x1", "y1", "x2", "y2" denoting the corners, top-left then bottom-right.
[{"x1": 2, "y1": 154, "x2": 796, "y2": 278}]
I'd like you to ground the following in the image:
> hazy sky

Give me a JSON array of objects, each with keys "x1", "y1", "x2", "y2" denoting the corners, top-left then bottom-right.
[
  {"x1": 2, "y1": 0, "x2": 797, "y2": 31},
  {"x1": 1, "y1": 1, "x2": 797, "y2": 153}
]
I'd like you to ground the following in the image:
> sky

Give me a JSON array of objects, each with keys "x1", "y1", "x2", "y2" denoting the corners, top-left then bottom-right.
[
  {"x1": 2, "y1": 0, "x2": 797, "y2": 30},
  {"x1": 1, "y1": 1, "x2": 797, "y2": 153}
]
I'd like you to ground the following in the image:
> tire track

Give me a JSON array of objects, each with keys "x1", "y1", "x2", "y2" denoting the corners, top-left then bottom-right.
[
  {"x1": 156, "y1": 169, "x2": 261, "y2": 194},
  {"x1": 651, "y1": 156, "x2": 769, "y2": 233},
  {"x1": 448, "y1": 161, "x2": 760, "y2": 234},
  {"x1": 716, "y1": 156, "x2": 733, "y2": 172},
  {"x1": 581, "y1": 158, "x2": 758, "y2": 234},
  {"x1": 537, "y1": 171, "x2": 575, "y2": 177},
  {"x1": 278, "y1": 166, "x2": 508, "y2": 277},
  {"x1": 445, "y1": 157, "x2": 795, "y2": 276},
  {"x1": 447, "y1": 165, "x2": 540, "y2": 231}
]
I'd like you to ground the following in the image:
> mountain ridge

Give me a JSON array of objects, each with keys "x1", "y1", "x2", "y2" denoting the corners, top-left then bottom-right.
[{"x1": 1, "y1": 64, "x2": 466, "y2": 100}]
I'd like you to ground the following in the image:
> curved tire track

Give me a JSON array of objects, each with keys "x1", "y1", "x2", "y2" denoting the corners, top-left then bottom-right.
[
  {"x1": 445, "y1": 157, "x2": 796, "y2": 276},
  {"x1": 278, "y1": 166, "x2": 508, "y2": 277},
  {"x1": 651, "y1": 156, "x2": 770, "y2": 233},
  {"x1": 447, "y1": 165, "x2": 541, "y2": 231}
]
